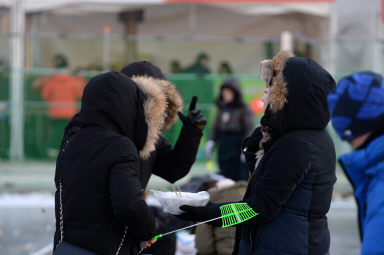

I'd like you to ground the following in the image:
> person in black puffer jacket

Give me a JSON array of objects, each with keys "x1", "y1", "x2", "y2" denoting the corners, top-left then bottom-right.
[
  {"x1": 178, "y1": 51, "x2": 337, "y2": 255},
  {"x1": 53, "y1": 62, "x2": 206, "y2": 255}
]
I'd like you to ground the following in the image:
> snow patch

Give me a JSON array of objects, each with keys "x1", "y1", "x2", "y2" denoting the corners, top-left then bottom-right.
[{"x1": 0, "y1": 193, "x2": 54, "y2": 208}]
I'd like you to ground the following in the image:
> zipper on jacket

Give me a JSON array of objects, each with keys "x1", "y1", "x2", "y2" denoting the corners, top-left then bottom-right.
[
  {"x1": 59, "y1": 138, "x2": 71, "y2": 178},
  {"x1": 57, "y1": 136, "x2": 72, "y2": 245},
  {"x1": 59, "y1": 138, "x2": 70, "y2": 180}
]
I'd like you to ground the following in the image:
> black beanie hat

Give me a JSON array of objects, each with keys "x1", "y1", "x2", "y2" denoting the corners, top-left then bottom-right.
[{"x1": 121, "y1": 61, "x2": 166, "y2": 80}]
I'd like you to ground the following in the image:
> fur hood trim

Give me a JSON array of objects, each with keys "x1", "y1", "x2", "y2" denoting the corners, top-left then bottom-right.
[
  {"x1": 260, "y1": 50, "x2": 294, "y2": 113},
  {"x1": 156, "y1": 79, "x2": 184, "y2": 130},
  {"x1": 132, "y1": 76, "x2": 183, "y2": 159}
]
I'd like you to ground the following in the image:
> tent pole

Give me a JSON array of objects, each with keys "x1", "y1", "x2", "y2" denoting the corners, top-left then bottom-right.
[
  {"x1": 328, "y1": 1, "x2": 337, "y2": 76},
  {"x1": 9, "y1": 0, "x2": 25, "y2": 161}
]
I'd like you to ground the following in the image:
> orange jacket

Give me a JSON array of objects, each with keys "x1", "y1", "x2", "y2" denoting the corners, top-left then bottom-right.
[{"x1": 41, "y1": 74, "x2": 85, "y2": 119}]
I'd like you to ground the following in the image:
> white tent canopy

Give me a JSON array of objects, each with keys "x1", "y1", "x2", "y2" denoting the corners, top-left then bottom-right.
[{"x1": 0, "y1": 0, "x2": 332, "y2": 16}]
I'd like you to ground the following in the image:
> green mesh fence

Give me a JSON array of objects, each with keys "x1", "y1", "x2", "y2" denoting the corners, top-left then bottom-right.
[{"x1": 0, "y1": 70, "x2": 350, "y2": 160}]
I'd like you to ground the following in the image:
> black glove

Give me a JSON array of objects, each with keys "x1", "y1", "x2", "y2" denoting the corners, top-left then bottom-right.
[
  {"x1": 178, "y1": 96, "x2": 207, "y2": 132},
  {"x1": 178, "y1": 204, "x2": 222, "y2": 227}
]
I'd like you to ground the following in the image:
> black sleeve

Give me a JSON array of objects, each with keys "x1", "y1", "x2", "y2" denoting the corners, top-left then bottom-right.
[
  {"x1": 109, "y1": 140, "x2": 156, "y2": 240},
  {"x1": 243, "y1": 138, "x2": 310, "y2": 226},
  {"x1": 152, "y1": 125, "x2": 202, "y2": 183},
  {"x1": 242, "y1": 127, "x2": 262, "y2": 152},
  {"x1": 242, "y1": 106, "x2": 256, "y2": 137}
]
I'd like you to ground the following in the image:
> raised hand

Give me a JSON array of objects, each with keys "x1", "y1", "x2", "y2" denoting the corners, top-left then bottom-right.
[{"x1": 178, "y1": 96, "x2": 207, "y2": 130}]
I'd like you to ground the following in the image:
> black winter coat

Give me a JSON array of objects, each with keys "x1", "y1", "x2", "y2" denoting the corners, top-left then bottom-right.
[
  {"x1": 232, "y1": 53, "x2": 337, "y2": 255},
  {"x1": 138, "y1": 132, "x2": 202, "y2": 189},
  {"x1": 53, "y1": 72, "x2": 201, "y2": 255},
  {"x1": 238, "y1": 129, "x2": 336, "y2": 255}
]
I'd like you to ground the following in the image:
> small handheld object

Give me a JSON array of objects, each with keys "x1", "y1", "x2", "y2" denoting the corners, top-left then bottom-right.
[
  {"x1": 137, "y1": 203, "x2": 257, "y2": 255},
  {"x1": 153, "y1": 202, "x2": 257, "y2": 240}
]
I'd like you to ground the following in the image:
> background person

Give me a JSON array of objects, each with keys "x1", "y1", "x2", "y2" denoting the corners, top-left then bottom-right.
[
  {"x1": 217, "y1": 61, "x2": 233, "y2": 75},
  {"x1": 182, "y1": 52, "x2": 211, "y2": 75},
  {"x1": 170, "y1": 59, "x2": 182, "y2": 73},
  {"x1": 328, "y1": 71, "x2": 384, "y2": 255},
  {"x1": 205, "y1": 77, "x2": 255, "y2": 181},
  {"x1": 32, "y1": 54, "x2": 85, "y2": 156}
]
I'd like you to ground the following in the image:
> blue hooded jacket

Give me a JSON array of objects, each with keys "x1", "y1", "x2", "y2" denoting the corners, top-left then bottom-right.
[{"x1": 339, "y1": 135, "x2": 384, "y2": 255}]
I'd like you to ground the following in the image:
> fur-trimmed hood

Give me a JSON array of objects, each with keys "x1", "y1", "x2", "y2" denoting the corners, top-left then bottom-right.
[
  {"x1": 132, "y1": 75, "x2": 183, "y2": 159},
  {"x1": 259, "y1": 51, "x2": 336, "y2": 132},
  {"x1": 70, "y1": 71, "x2": 182, "y2": 160}
]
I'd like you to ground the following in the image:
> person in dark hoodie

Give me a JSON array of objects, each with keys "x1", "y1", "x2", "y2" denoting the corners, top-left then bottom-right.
[
  {"x1": 177, "y1": 51, "x2": 337, "y2": 255},
  {"x1": 53, "y1": 62, "x2": 206, "y2": 254},
  {"x1": 328, "y1": 71, "x2": 384, "y2": 255},
  {"x1": 205, "y1": 78, "x2": 255, "y2": 181},
  {"x1": 182, "y1": 52, "x2": 211, "y2": 75}
]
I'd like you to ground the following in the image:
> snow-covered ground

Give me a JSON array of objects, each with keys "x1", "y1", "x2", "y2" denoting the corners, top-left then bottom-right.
[{"x1": 0, "y1": 193, "x2": 54, "y2": 208}]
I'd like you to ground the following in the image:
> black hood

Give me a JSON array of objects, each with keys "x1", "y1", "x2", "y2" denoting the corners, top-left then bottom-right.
[
  {"x1": 216, "y1": 77, "x2": 244, "y2": 108},
  {"x1": 260, "y1": 52, "x2": 336, "y2": 132},
  {"x1": 65, "y1": 71, "x2": 182, "y2": 159},
  {"x1": 79, "y1": 71, "x2": 148, "y2": 151}
]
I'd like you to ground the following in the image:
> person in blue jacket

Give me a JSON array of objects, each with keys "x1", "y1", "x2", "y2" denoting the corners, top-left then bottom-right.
[{"x1": 328, "y1": 71, "x2": 384, "y2": 255}]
